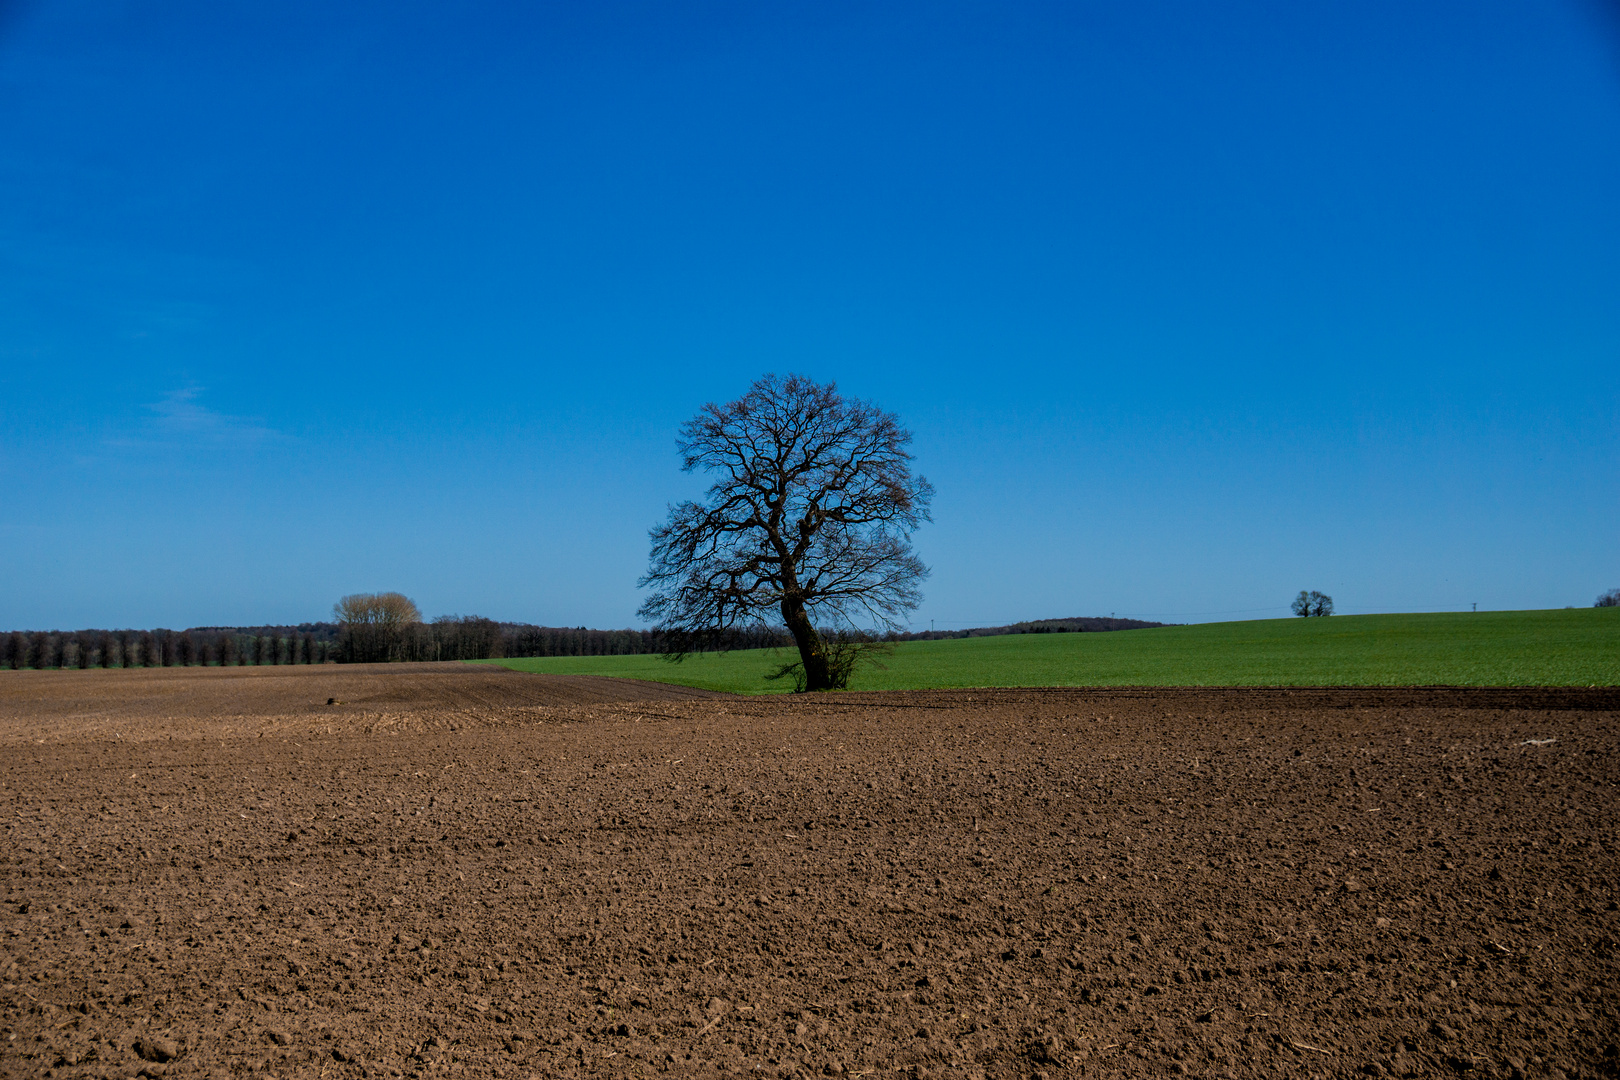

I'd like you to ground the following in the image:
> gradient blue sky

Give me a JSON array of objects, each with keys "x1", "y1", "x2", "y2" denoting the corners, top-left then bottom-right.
[{"x1": 2, "y1": 0, "x2": 1617, "y2": 632}]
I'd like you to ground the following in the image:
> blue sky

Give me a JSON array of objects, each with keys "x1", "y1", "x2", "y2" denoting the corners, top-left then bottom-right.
[{"x1": 2, "y1": 0, "x2": 1617, "y2": 631}]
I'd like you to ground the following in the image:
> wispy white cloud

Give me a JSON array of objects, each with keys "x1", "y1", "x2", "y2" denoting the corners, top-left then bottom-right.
[
  {"x1": 102, "y1": 386, "x2": 282, "y2": 452},
  {"x1": 147, "y1": 387, "x2": 276, "y2": 440}
]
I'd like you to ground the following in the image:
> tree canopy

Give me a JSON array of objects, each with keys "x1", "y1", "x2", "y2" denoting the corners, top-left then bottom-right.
[{"x1": 1291, "y1": 590, "x2": 1334, "y2": 617}]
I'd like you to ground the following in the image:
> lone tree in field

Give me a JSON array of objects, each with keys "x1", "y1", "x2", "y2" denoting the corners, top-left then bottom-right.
[
  {"x1": 1291, "y1": 590, "x2": 1334, "y2": 617},
  {"x1": 639, "y1": 374, "x2": 933, "y2": 692}
]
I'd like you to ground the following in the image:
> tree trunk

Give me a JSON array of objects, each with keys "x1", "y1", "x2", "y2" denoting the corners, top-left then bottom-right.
[{"x1": 780, "y1": 596, "x2": 833, "y2": 691}]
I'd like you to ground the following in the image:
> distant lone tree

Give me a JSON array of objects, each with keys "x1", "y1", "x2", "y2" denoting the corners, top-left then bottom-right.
[
  {"x1": 1291, "y1": 590, "x2": 1334, "y2": 617},
  {"x1": 639, "y1": 374, "x2": 933, "y2": 692},
  {"x1": 1596, "y1": 588, "x2": 1620, "y2": 608}
]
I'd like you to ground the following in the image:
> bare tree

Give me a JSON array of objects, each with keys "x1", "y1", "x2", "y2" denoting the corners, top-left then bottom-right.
[
  {"x1": 640, "y1": 374, "x2": 932, "y2": 692},
  {"x1": 334, "y1": 592, "x2": 422, "y2": 626},
  {"x1": 334, "y1": 592, "x2": 424, "y2": 662},
  {"x1": 1596, "y1": 588, "x2": 1620, "y2": 608}
]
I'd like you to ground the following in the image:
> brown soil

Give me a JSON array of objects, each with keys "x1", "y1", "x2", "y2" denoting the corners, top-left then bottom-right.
[{"x1": 1, "y1": 665, "x2": 1616, "y2": 1080}]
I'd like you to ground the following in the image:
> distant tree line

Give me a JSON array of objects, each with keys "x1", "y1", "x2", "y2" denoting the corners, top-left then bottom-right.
[
  {"x1": 333, "y1": 608, "x2": 1161, "y2": 662},
  {"x1": 0, "y1": 624, "x2": 339, "y2": 670},
  {"x1": 337, "y1": 618, "x2": 793, "y2": 664},
  {"x1": 0, "y1": 617, "x2": 794, "y2": 670},
  {"x1": 894, "y1": 616, "x2": 1168, "y2": 641},
  {"x1": 501, "y1": 623, "x2": 790, "y2": 658},
  {"x1": 333, "y1": 606, "x2": 792, "y2": 664},
  {"x1": 326, "y1": 591, "x2": 801, "y2": 664},
  {"x1": 3, "y1": 608, "x2": 1172, "y2": 671}
]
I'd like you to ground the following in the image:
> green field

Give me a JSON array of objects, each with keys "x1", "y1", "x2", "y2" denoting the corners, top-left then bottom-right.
[{"x1": 476, "y1": 606, "x2": 1619, "y2": 693}]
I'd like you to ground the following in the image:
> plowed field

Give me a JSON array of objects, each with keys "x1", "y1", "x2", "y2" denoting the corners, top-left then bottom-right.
[{"x1": 1, "y1": 665, "x2": 1616, "y2": 1080}]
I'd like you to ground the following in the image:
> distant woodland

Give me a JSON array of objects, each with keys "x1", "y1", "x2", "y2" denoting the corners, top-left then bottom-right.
[
  {"x1": 896, "y1": 616, "x2": 1167, "y2": 640},
  {"x1": 0, "y1": 620, "x2": 779, "y2": 668},
  {"x1": 0, "y1": 614, "x2": 1167, "y2": 669}
]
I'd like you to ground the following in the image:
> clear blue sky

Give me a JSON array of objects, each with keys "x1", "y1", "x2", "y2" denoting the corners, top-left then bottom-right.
[{"x1": 2, "y1": 1, "x2": 1617, "y2": 632}]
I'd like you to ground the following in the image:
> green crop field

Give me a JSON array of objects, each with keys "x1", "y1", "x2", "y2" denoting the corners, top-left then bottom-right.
[{"x1": 476, "y1": 607, "x2": 1619, "y2": 694}]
